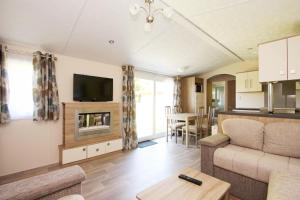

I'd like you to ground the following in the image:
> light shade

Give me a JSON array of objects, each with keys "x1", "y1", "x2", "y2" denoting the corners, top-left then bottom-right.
[
  {"x1": 144, "y1": 22, "x2": 152, "y2": 32},
  {"x1": 177, "y1": 66, "x2": 189, "y2": 73},
  {"x1": 129, "y1": 4, "x2": 140, "y2": 15},
  {"x1": 163, "y1": 7, "x2": 173, "y2": 18}
]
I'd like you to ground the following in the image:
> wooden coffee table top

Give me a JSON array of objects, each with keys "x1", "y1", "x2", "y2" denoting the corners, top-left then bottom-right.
[{"x1": 136, "y1": 168, "x2": 231, "y2": 200}]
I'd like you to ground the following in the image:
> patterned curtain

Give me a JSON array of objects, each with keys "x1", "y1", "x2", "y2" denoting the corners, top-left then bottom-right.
[
  {"x1": 173, "y1": 76, "x2": 182, "y2": 111},
  {"x1": 122, "y1": 65, "x2": 138, "y2": 150},
  {"x1": 33, "y1": 51, "x2": 59, "y2": 121},
  {"x1": 0, "y1": 45, "x2": 10, "y2": 124}
]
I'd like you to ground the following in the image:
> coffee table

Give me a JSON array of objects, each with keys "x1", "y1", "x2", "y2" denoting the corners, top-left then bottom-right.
[{"x1": 136, "y1": 168, "x2": 230, "y2": 200}]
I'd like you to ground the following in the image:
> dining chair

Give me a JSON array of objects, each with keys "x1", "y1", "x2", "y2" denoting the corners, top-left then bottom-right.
[
  {"x1": 202, "y1": 106, "x2": 215, "y2": 137},
  {"x1": 181, "y1": 106, "x2": 205, "y2": 147},
  {"x1": 165, "y1": 106, "x2": 173, "y2": 139},
  {"x1": 173, "y1": 105, "x2": 182, "y2": 113},
  {"x1": 166, "y1": 106, "x2": 185, "y2": 143}
]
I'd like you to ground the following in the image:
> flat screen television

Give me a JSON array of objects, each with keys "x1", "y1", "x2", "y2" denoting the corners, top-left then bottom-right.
[{"x1": 73, "y1": 74, "x2": 113, "y2": 102}]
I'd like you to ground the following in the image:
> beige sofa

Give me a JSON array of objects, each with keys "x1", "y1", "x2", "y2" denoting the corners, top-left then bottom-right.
[
  {"x1": 0, "y1": 165, "x2": 86, "y2": 200},
  {"x1": 200, "y1": 119, "x2": 300, "y2": 200}
]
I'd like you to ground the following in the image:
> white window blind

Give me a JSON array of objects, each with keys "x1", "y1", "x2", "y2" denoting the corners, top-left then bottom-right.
[{"x1": 6, "y1": 53, "x2": 34, "y2": 120}]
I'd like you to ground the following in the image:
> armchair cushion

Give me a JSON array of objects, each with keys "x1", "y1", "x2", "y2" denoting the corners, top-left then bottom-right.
[
  {"x1": 200, "y1": 133, "x2": 229, "y2": 147},
  {"x1": 222, "y1": 118, "x2": 264, "y2": 150}
]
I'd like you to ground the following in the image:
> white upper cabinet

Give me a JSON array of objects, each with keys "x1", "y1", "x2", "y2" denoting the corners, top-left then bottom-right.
[
  {"x1": 236, "y1": 72, "x2": 248, "y2": 92},
  {"x1": 259, "y1": 39, "x2": 288, "y2": 82},
  {"x1": 247, "y1": 71, "x2": 262, "y2": 92},
  {"x1": 236, "y1": 71, "x2": 262, "y2": 93},
  {"x1": 288, "y1": 35, "x2": 300, "y2": 80}
]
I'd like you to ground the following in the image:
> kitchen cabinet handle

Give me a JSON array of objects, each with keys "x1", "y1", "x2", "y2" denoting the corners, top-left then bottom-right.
[
  {"x1": 250, "y1": 79, "x2": 252, "y2": 88},
  {"x1": 96, "y1": 148, "x2": 99, "y2": 152},
  {"x1": 82, "y1": 148, "x2": 86, "y2": 151}
]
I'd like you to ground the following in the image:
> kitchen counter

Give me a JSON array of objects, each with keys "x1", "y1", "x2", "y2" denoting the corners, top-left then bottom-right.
[{"x1": 218, "y1": 111, "x2": 300, "y2": 119}]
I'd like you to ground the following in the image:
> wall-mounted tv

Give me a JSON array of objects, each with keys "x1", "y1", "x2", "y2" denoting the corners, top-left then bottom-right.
[{"x1": 73, "y1": 74, "x2": 113, "y2": 102}]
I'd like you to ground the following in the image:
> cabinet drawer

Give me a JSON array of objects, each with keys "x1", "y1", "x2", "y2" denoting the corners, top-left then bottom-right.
[
  {"x1": 105, "y1": 139, "x2": 122, "y2": 153},
  {"x1": 62, "y1": 146, "x2": 87, "y2": 164},
  {"x1": 87, "y1": 143, "x2": 105, "y2": 158}
]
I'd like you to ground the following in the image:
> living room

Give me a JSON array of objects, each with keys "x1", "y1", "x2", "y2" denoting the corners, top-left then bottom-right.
[{"x1": 0, "y1": 0, "x2": 300, "y2": 200}]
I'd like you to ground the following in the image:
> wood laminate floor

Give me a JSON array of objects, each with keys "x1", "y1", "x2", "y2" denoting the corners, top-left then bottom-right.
[{"x1": 0, "y1": 138, "x2": 239, "y2": 200}]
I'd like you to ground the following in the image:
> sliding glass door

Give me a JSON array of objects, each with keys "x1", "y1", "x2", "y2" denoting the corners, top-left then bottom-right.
[
  {"x1": 135, "y1": 78, "x2": 155, "y2": 139},
  {"x1": 135, "y1": 73, "x2": 173, "y2": 142}
]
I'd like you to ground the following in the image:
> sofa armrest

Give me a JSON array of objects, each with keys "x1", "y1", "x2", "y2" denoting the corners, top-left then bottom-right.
[
  {"x1": 200, "y1": 133, "x2": 230, "y2": 147},
  {"x1": 200, "y1": 134, "x2": 229, "y2": 176},
  {"x1": 0, "y1": 165, "x2": 86, "y2": 200}
]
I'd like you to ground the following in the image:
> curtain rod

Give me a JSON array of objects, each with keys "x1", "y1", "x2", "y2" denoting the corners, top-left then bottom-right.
[{"x1": 4, "y1": 45, "x2": 58, "y2": 61}]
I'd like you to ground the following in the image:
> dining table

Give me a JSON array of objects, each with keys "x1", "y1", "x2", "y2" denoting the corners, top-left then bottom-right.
[{"x1": 166, "y1": 113, "x2": 199, "y2": 148}]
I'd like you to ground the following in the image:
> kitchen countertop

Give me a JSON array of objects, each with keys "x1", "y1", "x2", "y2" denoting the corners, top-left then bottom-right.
[{"x1": 218, "y1": 110, "x2": 300, "y2": 119}]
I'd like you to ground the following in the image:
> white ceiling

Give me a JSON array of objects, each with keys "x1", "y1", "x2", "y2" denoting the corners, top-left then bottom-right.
[{"x1": 0, "y1": 0, "x2": 299, "y2": 76}]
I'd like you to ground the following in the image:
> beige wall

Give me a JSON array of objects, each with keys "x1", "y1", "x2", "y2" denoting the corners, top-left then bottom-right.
[
  {"x1": 0, "y1": 53, "x2": 122, "y2": 176},
  {"x1": 199, "y1": 60, "x2": 260, "y2": 110}
]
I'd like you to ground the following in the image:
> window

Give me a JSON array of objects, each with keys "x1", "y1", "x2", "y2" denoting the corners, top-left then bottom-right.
[{"x1": 6, "y1": 53, "x2": 34, "y2": 119}]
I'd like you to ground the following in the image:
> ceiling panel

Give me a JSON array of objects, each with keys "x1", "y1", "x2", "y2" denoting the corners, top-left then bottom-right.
[
  {"x1": 0, "y1": 0, "x2": 85, "y2": 52},
  {"x1": 131, "y1": 20, "x2": 236, "y2": 76},
  {"x1": 63, "y1": 0, "x2": 178, "y2": 67},
  {"x1": 165, "y1": 0, "x2": 300, "y2": 60}
]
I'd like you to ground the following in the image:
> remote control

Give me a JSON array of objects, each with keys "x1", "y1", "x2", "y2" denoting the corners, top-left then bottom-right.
[{"x1": 178, "y1": 174, "x2": 202, "y2": 186}]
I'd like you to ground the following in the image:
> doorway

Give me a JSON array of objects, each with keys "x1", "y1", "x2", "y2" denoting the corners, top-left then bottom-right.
[
  {"x1": 207, "y1": 74, "x2": 236, "y2": 113},
  {"x1": 212, "y1": 81, "x2": 225, "y2": 112}
]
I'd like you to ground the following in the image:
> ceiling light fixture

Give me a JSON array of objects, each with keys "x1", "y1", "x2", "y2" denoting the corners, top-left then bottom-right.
[
  {"x1": 177, "y1": 66, "x2": 189, "y2": 73},
  {"x1": 129, "y1": 0, "x2": 173, "y2": 32}
]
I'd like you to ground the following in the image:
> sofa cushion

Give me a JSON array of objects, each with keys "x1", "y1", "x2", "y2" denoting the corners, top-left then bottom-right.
[
  {"x1": 267, "y1": 171, "x2": 300, "y2": 200},
  {"x1": 289, "y1": 158, "x2": 300, "y2": 173},
  {"x1": 214, "y1": 144, "x2": 247, "y2": 171},
  {"x1": 232, "y1": 148, "x2": 265, "y2": 180},
  {"x1": 264, "y1": 122, "x2": 300, "y2": 158},
  {"x1": 214, "y1": 144, "x2": 264, "y2": 180},
  {"x1": 257, "y1": 153, "x2": 289, "y2": 183},
  {"x1": 222, "y1": 118, "x2": 264, "y2": 150}
]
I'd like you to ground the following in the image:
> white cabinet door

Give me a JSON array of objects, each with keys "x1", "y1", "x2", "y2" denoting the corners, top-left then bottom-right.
[
  {"x1": 236, "y1": 72, "x2": 248, "y2": 92},
  {"x1": 247, "y1": 71, "x2": 262, "y2": 92},
  {"x1": 105, "y1": 139, "x2": 122, "y2": 153},
  {"x1": 259, "y1": 39, "x2": 288, "y2": 82},
  {"x1": 296, "y1": 82, "x2": 300, "y2": 90},
  {"x1": 288, "y1": 35, "x2": 300, "y2": 80},
  {"x1": 62, "y1": 146, "x2": 87, "y2": 164},
  {"x1": 87, "y1": 143, "x2": 106, "y2": 158}
]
